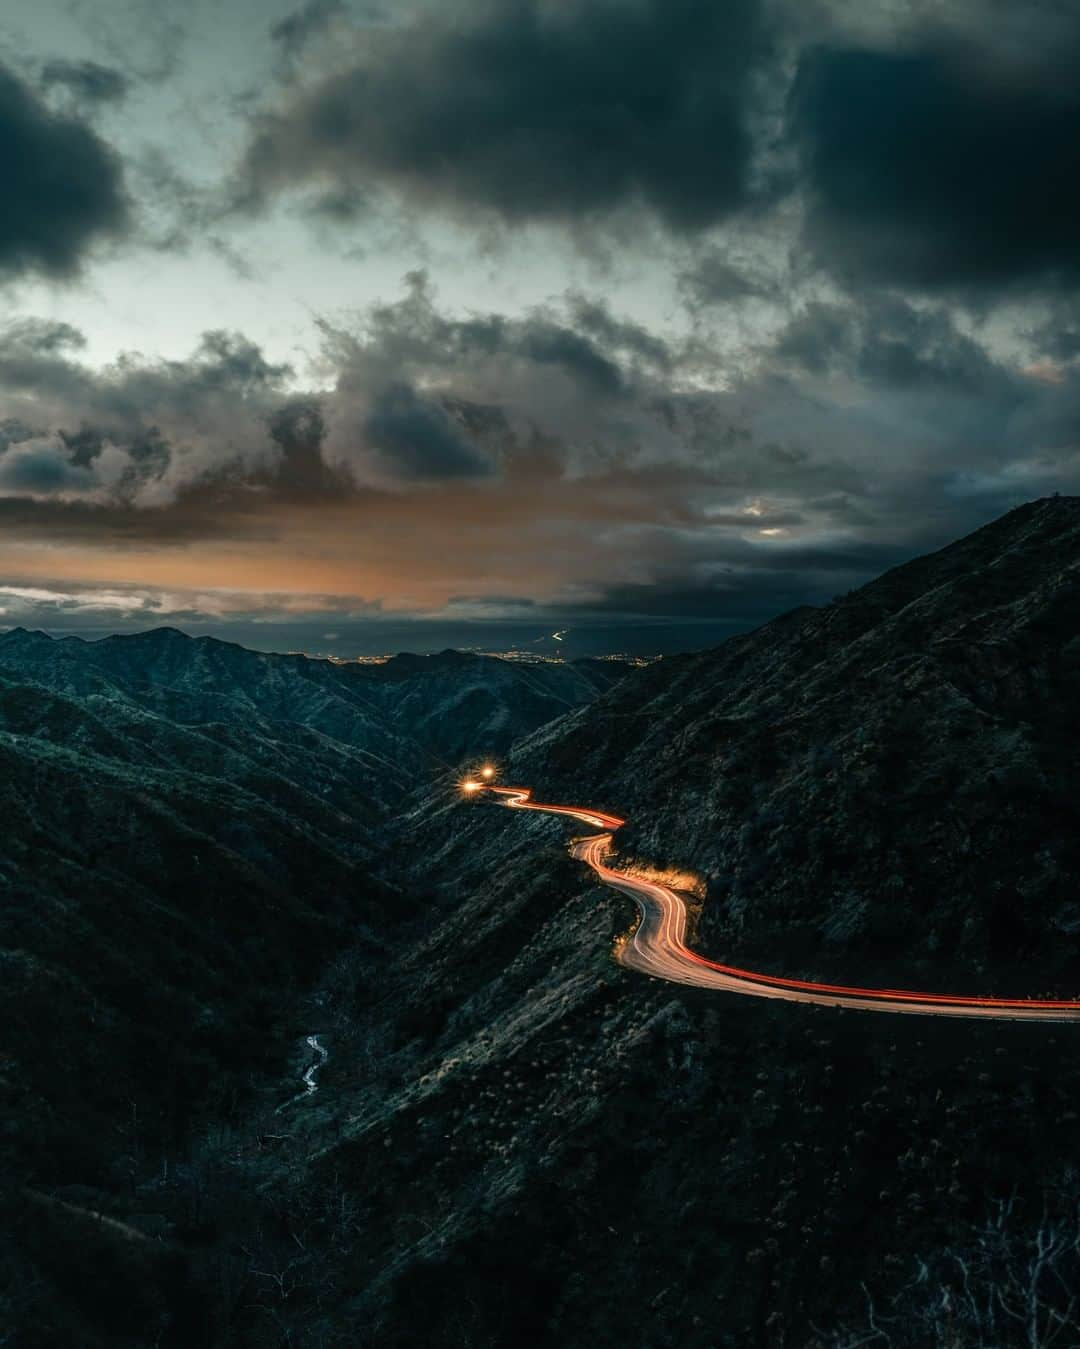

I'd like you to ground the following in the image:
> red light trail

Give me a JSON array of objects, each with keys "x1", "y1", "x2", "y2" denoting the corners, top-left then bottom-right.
[{"x1": 480, "y1": 784, "x2": 1080, "y2": 1021}]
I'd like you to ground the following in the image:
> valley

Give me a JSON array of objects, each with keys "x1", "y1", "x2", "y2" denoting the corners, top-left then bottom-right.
[{"x1": 2, "y1": 497, "x2": 1079, "y2": 1347}]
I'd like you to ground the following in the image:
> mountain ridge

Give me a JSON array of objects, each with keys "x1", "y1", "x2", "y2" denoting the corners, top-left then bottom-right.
[
  {"x1": 5, "y1": 496, "x2": 1080, "y2": 1347},
  {"x1": 0, "y1": 625, "x2": 629, "y2": 764},
  {"x1": 491, "y1": 495, "x2": 1080, "y2": 984}
]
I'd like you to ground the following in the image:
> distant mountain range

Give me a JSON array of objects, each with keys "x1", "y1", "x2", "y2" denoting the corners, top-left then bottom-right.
[
  {"x1": 0, "y1": 627, "x2": 628, "y2": 767},
  {"x1": 4, "y1": 498, "x2": 1080, "y2": 1348}
]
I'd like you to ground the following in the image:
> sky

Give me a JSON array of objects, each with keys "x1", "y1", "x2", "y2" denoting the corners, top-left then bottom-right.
[{"x1": 0, "y1": 0, "x2": 1078, "y2": 657}]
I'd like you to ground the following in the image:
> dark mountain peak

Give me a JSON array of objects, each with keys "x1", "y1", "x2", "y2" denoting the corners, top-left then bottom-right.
[
  {"x1": 109, "y1": 625, "x2": 192, "y2": 645},
  {"x1": 0, "y1": 626, "x2": 54, "y2": 646},
  {"x1": 428, "y1": 647, "x2": 476, "y2": 664},
  {"x1": 1009, "y1": 492, "x2": 1078, "y2": 515},
  {"x1": 108, "y1": 627, "x2": 257, "y2": 660},
  {"x1": 814, "y1": 494, "x2": 1080, "y2": 643}
]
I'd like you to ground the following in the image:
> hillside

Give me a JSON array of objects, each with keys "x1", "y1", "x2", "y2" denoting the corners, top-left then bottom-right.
[
  {"x1": 0, "y1": 632, "x2": 625, "y2": 1343},
  {"x1": 510, "y1": 494, "x2": 1080, "y2": 989},
  {"x1": 215, "y1": 495, "x2": 1078, "y2": 1347},
  {"x1": 4, "y1": 499, "x2": 1080, "y2": 1347},
  {"x1": 348, "y1": 648, "x2": 626, "y2": 761},
  {"x1": 0, "y1": 628, "x2": 626, "y2": 767}
]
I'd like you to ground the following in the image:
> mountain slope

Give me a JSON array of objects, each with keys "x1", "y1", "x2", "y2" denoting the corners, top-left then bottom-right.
[
  {"x1": 5, "y1": 499, "x2": 1080, "y2": 1348},
  {"x1": 0, "y1": 628, "x2": 627, "y2": 768},
  {"x1": 207, "y1": 495, "x2": 1080, "y2": 1347},
  {"x1": 509, "y1": 494, "x2": 1080, "y2": 990},
  {"x1": 0, "y1": 690, "x2": 397, "y2": 1176},
  {"x1": 347, "y1": 648, "x2": 627, "y2": 760},
  {"x1": 0, "y1": 630, "x2": 626, "y2": 1343}
]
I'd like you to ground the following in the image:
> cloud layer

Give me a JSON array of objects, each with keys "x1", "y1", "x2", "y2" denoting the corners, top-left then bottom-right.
[
  {"x1": 2, "y1": 270, "x2": 1078, "y2": 640},
  {"x1": 3, "y1": 0, "x2": 1080, "y2": 647}
]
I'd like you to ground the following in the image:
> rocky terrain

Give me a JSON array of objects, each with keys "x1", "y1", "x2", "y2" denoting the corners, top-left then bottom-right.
[
  {"x1": 508, "y1": 494, "x2": 1080, "y2": 993},
  {"x1": 4, "y1": 498, "x2": 1080, "y2": 1347},
  {"x1": 352, "y1": 648, "x2": 627, "y2": 761},
  {"x1": 0, "y1": 634, "x2": 624, "y2": 1343},
  {"x1": 0, "y1": 628, "x2": 626, "y2": 771}
]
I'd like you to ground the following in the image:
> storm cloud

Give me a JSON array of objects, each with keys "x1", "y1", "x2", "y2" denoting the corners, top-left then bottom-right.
[
  {"x1": 240, "y1": 0, "x2": 770, "y2": 230},
  {"x1": 793, "y1": 38, "x2": 1080, "y2": 292},
  {"x1": 3, "y1": 275, "x2": 1078, "y2": 625},
  {"x1": 4, "y1": 0, "x2": 1080, "y2": 648},
  {"x1": 0, "y1": 280, "x2": 687, "y2": 518},
  {"x1": 0, "y1": 63, "x2": 129, "y2": 279},
  {"x1": 0, "y1": 320, "x2": 293, "y2": 510}
]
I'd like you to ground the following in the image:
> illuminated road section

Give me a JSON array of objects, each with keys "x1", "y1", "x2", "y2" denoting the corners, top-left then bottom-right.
[{"x1": 483, "y1": 784, "x2": 1080, "y2": 1022}]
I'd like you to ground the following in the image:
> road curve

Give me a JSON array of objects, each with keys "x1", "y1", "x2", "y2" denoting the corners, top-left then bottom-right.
[{"x1": 488, "y1": 784, "x2": 1080, "y2": 1022}]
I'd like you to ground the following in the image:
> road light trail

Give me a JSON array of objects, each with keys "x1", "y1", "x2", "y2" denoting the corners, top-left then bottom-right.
[{"x1": 485, "y1": 784, "x2": 1080, "y2": 1022}]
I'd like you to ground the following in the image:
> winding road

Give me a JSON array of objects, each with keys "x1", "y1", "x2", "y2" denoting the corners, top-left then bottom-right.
[{"x1": 479, "y1": 783, "x2": 1080, "y2": 1022}]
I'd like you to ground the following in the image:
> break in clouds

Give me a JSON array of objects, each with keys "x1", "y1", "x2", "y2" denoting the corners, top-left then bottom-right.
[{"x1": 0, "y1": 0, "x2": 1078, "y2": 646}]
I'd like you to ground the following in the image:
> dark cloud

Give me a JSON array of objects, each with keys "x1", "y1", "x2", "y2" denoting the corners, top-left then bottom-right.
[
  {"x1": 1029, "y1": 299, "x2": 1080, "y2": 366},
  {"x1": 0, "y1": 491, "x2": 281, "y2": 544},
  {"x1": 772, "y1": 301, "x2": 855, "y2": 375},
  {"x1": 270, "y1": 0, "x2": 348, "y2": 58},
  {"x1": 3, "y1": 277, "x2": 1079, "y2": 645},
  {"x1": 7, "y1": 0, "x2": 1080, "y2": 649},
  {"x1": 269, "y1": 0, "x2": 359, "y2": 83},
  {"x1": 321, "y1": 271, "x2": 676, "y2": 393},
  {"x1": 516, "y1": 323, "x2": 624, "y2": 396},
  {"x1": 0, "y1": 64, "x2": 130, "y2": 278},
  {"x1": 0, "y1": 282, "x2": 679, "y2": 514},
  {"x1": 314, "y1": 272, "x2": 689, "y2": 486},
  {"x1": 40, "y1": 59, "x2": 131, "y2": 106},
  {"x1": 0, "y1": 419, "x2": 36, "y2": 453},
  {"x1": 566, "y1": 296, "x2": 674, "y2": 373},
  {"x1": 678, "y1": 249, "x2": 773, "y2": 310},
  {"x1": 0, "y1": 323, "x2": 294, "y2": 509},
  {"x1": 3, "y1": 318, "x2": 87, "y2": 356},
  {"x1": 361, "y1": 382, "x2": 494, "y2": 480},
  {"x1": 750, "y1": 293, "x2": 1080, "y2": 546},
  {"x1": 240, "y1": 0, "x2": 770, "y2": 230},
  {"x1": 792, "y1": 41, "x2": 1080, "y2": 291},
  {"x1": 268, "y1": 399, "x2": 346, "y2": 497},
  {"x1": 0, "y1": 439, "x2": 98, "y2": 497},
  {"x1": 771, "y1": 296, "x2": 1004, "y2": 395},
  {"x1": 854, "y1": 300, "x2": 1003, "y2": 395}
]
